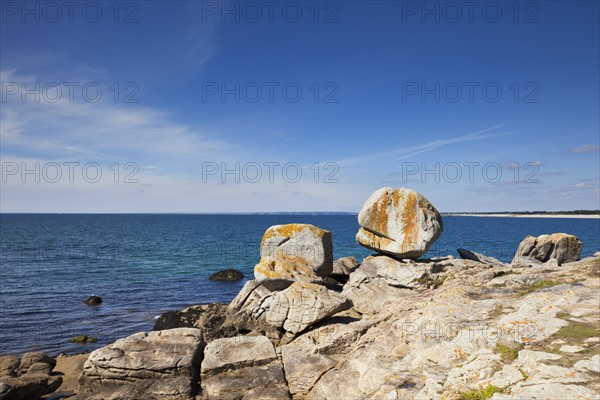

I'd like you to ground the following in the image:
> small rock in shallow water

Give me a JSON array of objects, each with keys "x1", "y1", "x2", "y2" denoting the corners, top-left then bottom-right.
[
  {"x1": 83, "y1": 295, "x2": 102, "y2": 306},
  {"x1": 208, "y1": 269, "x2": 244, "y2": 281}
]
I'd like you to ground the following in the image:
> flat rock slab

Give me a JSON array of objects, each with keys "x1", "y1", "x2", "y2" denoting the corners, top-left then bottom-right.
[
  {"x1": 201, "y1": 336, "x2": 290, "y2": 399},
  {"x1": 78, "y1": 328, "x2": 204, "y2": 400}
]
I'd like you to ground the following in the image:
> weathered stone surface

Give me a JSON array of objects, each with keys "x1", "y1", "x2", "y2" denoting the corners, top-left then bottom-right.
[
  {"x1": 78, "y1": 328, "x2": 204, "y2": 400},
  {"x1": 329, "y1": 256, "x2": 359, "y2": 283},
  {"x1": 457, "y1": 248, "x2": 506, "y2": 268},
  {"x1": 153, "y1": 302, "x2": 235, "y2": 342},
  {"x1": 254, "y1": 224, "x2": 333, "y2": 283},
  {"x1": 208, "y1": 269, "x2": 243, "y2": 281},
  {"x1": 225, "y1": 280, "x2": 282, "y2": 339},
  {"x1": 356, "y1": 187, "x2": 443, "y2": 258},
  {"x1": 280, "y1": 345, "x2": 336, "y2": 396},
  {"x1": 512, "y1": 233, "x2": 582, "y2": 265},
  {"x1": 341, "y1": 255, "x2": 436, "y2": 314},
  {"x1": 265, "y1": 282, "x2": 351, "y2": 334},
  {"x1": 201, "y1": 336, "x2": 290, "y2": 400},
  {"x1": 0, "y1": 353, "x2": 61, "y2": 400}
]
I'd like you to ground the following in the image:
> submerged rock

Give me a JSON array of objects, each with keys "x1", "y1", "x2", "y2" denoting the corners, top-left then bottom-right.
[
  {"x1": 208, "y1": 269, "x2": 244, "y2": 281},
  {"x1": 83, "y1": 295, "x2": 102, "y2": 306},
  {"x1": 512, "y1": 233, "x2": 582, "y2": 265},
  {"x1": 254, "y1": 224, "x2": 333, "y2": 283},
  {"x1": 356, "y1": 187, "x2": 443, "y2": 259}
]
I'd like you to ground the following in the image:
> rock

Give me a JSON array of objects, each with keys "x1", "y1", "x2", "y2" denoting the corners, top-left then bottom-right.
[
  {"x1": 254, "y1": 224, "x2": 333, "y2": 283},
  {"x1": 341, "y1": 255, "x2": 435, "y2": 314},
  {"x1": 574, "y1": 354, "x2": 600, "y2": 373},
  {"x1": 0, "y1": 374, "x2": 62, "y2": 400},
  {"x1": 559, "y1": 344, "x2": 585, "y2": 353},
  {"x1": 355, "y1": 187, "x2": 443, "y2": 258},
  {"x1": 18, "y1": 353, "x2": 55, "y2": 374},
  {"x1": 512, "y1": 233, "x2": 582, "y2": 265},
  {"x1": 457, "y1": 248, "x2": 506, "y2": 268},
  {"x1": 225, "y1": 280, "x2": 283, "y2": 339},
  {"x1": 201, "y1": 336, "x2": 290, "y2": 399},
  {"x1": 265, "y1": 282, "x2": 352, "y2": 335},
  {"x1": 154, "y1": 302, "x2": 236, "y2": 342},
  {"x1": 208, "y1": 269, "x2": 243, "y2": 281},
  {"x1": 83, "y1": 295, "x2": 102, "y2": 306},
  {"x1": 0, "y1": 356, "x2": 19, "y2": 378},
  {"x1": 594, "y1": 251, "x2": 600, "y2": 257},
  {"x1": 280, "y1": 345, "x2": 337, "y2": 396},
  {"x1": 78, "y1": 328, "x2": 204, "y2": 400},
  {"x1": 0, "y1": 353, "x2": 61, "y2": 400},
  {"x1": 329, "y1": 256, "x2": 359, "y2": 284}
]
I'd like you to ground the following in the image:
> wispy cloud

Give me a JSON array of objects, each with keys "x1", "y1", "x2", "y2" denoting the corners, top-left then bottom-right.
[{"x1": 570, "y1": 144, "x2": 600, "y2": 153}]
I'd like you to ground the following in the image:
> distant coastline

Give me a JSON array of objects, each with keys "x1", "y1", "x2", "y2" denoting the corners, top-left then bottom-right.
[{"x1": 445, "y1": 212, "x2": 600, "y2": 219}]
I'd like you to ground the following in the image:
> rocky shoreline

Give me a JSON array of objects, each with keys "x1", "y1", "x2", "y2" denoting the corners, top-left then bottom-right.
[{"x1": 1, "y1": 188, "x2": 598, "y2": 400}]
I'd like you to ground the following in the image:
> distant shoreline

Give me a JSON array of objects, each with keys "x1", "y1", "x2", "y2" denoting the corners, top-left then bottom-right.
[{"x1": 445, "y1": 213, "x2": 600, "y2": 219}]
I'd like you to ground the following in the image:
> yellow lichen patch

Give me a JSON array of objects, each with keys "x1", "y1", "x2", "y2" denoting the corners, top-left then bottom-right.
[
  {"x1": 400, "y1": 190, "x2": 418, "y2": 249},
  {"x1": 260, "y1": 223, "x2": 327, "y2": 248}
]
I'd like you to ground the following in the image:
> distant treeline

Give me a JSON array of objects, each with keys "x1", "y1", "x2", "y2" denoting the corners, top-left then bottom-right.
[{"x1": 454, "y1": 210, "x2": 600, "y2": 215}]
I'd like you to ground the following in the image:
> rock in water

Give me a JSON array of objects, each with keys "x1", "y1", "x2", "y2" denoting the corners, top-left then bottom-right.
[
  {"x1": 77, "y1": 328, "x2": 204, "y2": 400},
  {"x1": 356, "y1": 187, "x2": 443, "y2": 259},
  {"x1": 513, "y1": 233, "x2": 582, "y2": 265},
  {"x1": 83, "y1": 295, "x2": 102, "y2": 306},
  {"x1": 254, "y1": 224, "x2": 333, "y2": 283},
  {"x1": 208, "y1": 269, "x2": 244, "y2": 281}
]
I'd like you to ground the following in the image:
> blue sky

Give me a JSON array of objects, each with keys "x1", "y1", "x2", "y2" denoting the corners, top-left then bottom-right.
[{"x1": 1, "y1": 0, "x2": 598, "y2": 212}]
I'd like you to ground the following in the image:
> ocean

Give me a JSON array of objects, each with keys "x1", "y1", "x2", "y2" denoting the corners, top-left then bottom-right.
[{"x1": 1, "y1": 214, "x2": 598, "y2": 356}]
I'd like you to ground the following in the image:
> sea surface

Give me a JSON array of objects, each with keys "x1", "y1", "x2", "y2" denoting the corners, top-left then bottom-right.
[{"x1": 1, "y1": 214, "x2": 598, "y2": 356}]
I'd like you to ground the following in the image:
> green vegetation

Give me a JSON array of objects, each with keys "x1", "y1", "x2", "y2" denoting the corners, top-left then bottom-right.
[
  {"x1": 69, "y1": 334, "x2": 97, "y2": 344},
  {"x1": 519, "y1": 280, "x2": 560, "y2": 297},
  {"x1": 458, "y1": 384, "x2": 503, "y2": 400},
  {"x1": 495, "y1": 343, "x2": 523, "y2": 363},
  {"x1": 519, "y1": 369, "x2": 529, "y2": 380},
  {"x1": 552, "y1": 320, "x2": 600, "y2": 343},
  {"x1": 414, "y1": 273, "x2": 446, "y2": 289}
]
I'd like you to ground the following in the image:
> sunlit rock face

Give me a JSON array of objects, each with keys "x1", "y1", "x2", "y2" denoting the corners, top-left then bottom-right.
[{"x1": 356, "y1": 187, "x2": 443, "y2": 259}]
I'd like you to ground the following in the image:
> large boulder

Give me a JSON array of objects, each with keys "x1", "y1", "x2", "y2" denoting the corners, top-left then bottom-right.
[
  {"x1": 201, "y1": 336, "x2": 290, "y2": 399},
  {"x1": 254, "y1": 224, "x2": 333, "y2": 283},
  {"x1": 512, "y1": 233, "x2": 582, "y2": 265},
  {"x1": 356, "y1": 187, "x2": 443, "y2": 259},
  {"x1": 265, "y1": 282, "x2": 352, "y2": 335},
  {"x1": 77, "y1": 328, "x2": 204, "y2": 400}
]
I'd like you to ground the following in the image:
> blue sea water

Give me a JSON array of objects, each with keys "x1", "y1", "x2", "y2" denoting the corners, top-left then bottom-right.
[{"x1": 1, "y1": 214, "x2": 598, "y2": 356}]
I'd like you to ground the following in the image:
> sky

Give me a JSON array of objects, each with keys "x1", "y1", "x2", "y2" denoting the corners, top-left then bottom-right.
[{"x1": 1, "y1": 0, "x2": 599, "y2": 213}]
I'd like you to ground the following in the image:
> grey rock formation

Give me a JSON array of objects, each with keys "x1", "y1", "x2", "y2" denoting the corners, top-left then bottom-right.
[
  {"x1": 77, "y1": 328, "x2": 204, "y2": 400},
  {"x1": 513, "y1": 233, "x2": 582, "y2": 265},
  {"x1": 201, "y1": 336, "x2": 290, "y2": 400}
]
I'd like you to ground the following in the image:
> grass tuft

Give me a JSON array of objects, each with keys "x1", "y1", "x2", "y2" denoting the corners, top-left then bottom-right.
[
  {"x1": 519, "y1": 280, "x2": 560, "y2": 297},
  {"x1": 495, "y1": 342, "x2": 523, "y2": 363},
  {"x1": 458, "y1": 384, "x2": 503, "y2": 400}
]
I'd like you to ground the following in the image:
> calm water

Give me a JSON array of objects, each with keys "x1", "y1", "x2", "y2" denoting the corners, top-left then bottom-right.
[{"x1": 1, "y1": 214, "x2": 598, "y2": 356}]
